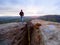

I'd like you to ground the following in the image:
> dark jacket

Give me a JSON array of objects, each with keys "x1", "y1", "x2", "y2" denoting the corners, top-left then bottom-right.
[{"x1": 19, "y1": 11, "x2": 24, "y2": 16}]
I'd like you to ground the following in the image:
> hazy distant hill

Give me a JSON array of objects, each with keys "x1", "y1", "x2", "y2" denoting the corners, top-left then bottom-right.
[
  {"x1": 0, "y1": 16, "x2": 32, "y2": 24},
  {"x1": 39, "y1": 15, "x2": 60, "y2": 22},
  {"x1": 0, "y1": 15, "x2": 60, "y2": 24}
]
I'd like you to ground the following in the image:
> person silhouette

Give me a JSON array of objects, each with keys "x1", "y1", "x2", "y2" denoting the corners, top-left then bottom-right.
[{"x1": 19, "y1": 10, "x2": 24, "y2": 22}]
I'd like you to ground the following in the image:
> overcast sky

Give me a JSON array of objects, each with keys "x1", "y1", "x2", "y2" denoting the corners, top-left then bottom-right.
[{"x1": 0, "y1": 0, "x2": 60, "y2": 16}]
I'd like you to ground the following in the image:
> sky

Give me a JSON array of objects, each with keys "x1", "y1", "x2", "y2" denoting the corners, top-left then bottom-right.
[{"x1": 0, "y1": 0, "x2": 60, "y2": 16}]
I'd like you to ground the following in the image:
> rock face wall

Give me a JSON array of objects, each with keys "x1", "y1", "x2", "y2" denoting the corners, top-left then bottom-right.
[
  {"x1": 0, "y1": 23, "x2": 28, "y2": 45},
  {"x1": 30, "y1": 23, "x2": 44, "y2": 45},
  {"x1": 5, "y1": 24, "x2": 28, "y2": 45}
]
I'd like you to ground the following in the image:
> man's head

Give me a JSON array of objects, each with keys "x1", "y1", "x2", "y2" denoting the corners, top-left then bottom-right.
[{"x1": 21, "y1": 10, "x2": 23, "y2": 12}]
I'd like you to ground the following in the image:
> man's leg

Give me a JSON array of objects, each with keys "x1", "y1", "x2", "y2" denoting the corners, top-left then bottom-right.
[
  {"x1": 21, "y1": 16, "x2": 22, "y2": 22},
  {"x1": 21, "y1": 16, "x2": 23, "y2": 22},
  {"x1": 22, "y1": 16, "x2": 23, "y2": 22}
]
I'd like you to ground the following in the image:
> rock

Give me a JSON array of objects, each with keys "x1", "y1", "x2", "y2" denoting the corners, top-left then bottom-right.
[{"x1": 0, "y1": 19, "x2": 60, "y2": 45}]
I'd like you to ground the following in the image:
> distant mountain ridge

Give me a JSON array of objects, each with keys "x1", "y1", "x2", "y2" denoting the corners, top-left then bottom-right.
[{"x1": 39, "y1": 15, "x2": 60, "y2": 22}]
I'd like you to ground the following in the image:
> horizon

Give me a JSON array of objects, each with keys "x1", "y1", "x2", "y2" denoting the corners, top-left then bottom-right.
[
  {"x1": 0, "y1": 14, "x2": 60, "y2": 17},
  {"x1": 0, "y1": 0, "x2": 60, "y2": 16}
]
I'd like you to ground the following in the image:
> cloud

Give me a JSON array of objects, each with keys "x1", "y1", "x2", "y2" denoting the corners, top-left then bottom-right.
[{"x1": 0, "y1": 0, "x2": 60, "y2": 16}]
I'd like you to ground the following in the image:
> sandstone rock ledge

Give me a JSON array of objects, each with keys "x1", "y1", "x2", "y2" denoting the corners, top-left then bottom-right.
[
  {"x1": 0, "y1": 19, "x2": 60, "y2": 45},
  {"x1": 31, "y1": 19, "x2": 60, "y2": 45},
  {"x1": 0, "y1": 22, "x2": 28, "y2": 45}
]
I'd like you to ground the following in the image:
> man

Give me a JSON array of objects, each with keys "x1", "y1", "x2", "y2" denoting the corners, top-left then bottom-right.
[{"x1": 19, "y1": 10, "x2": 24, "y2": 22}]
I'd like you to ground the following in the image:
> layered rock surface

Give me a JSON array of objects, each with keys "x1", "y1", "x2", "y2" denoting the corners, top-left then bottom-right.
[
  {"x1": 0, "y1": 22, "x2": 28, "y2": 45},
  {"x1": 0, "y1": 19, "x2": 60, "y2": 45},
  {"x1": 31, "y1": 19, "x2": 60, "y2": 45}
]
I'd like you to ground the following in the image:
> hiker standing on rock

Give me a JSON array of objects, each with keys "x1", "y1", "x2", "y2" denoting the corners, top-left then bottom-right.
[{"x1": 19, "y1": 10, "x2": 24, "y2": 22}]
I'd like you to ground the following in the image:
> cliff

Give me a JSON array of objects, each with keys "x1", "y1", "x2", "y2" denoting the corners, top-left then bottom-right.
[{"x1": 0, "y1": 20, "x2": 60, "y2": 45}]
